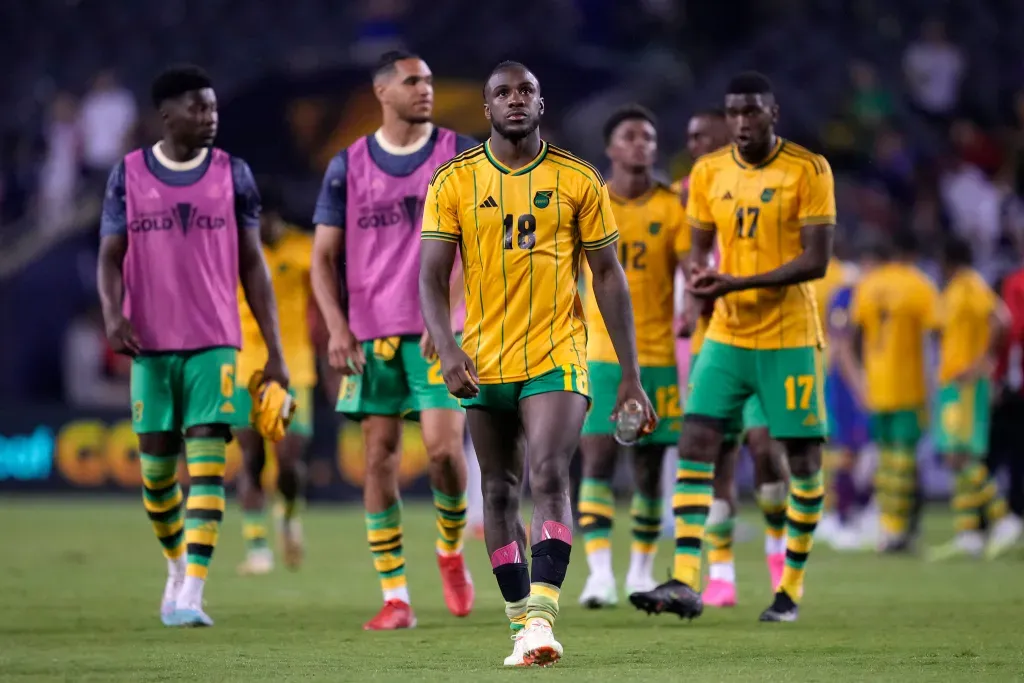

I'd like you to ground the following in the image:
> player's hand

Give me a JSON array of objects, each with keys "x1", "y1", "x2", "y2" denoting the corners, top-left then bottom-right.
[
  {"x1": 419, "y1": 331, "x2": 437, "y2": 361},
  {"x1": 262, "y1": 352, "x2": 290, "y2": 390},
  {"x1": 612, "y1": 375, "x2": 658, "y2": 436},
  {"x1": 327, "y1": 327, "x2": 365, "y2": 376},
  {"x1": 105, "y1": 315, "x2": 141, "y2": 356},
  {"x1": 439, "y1": 347, "x2": 479, "y2": 399},
  {"x1": 688, "y1": 268, "x2": 740, "y2": 299}
]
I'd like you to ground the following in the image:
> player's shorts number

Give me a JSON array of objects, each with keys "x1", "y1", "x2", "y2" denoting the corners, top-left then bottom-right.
[
  {"x1": 784, "y1": 374, "x2": 814, "y2": 411},
  {"x1": 220, "y1": 364, "x2": 235, "y2": 398},
  {"x1": 735, "y1": 207, "x2": 760, "y2": 238},
  {"x1": 618, "y1": 241, "x2": 647, "y2": 271},
  {"x1": 655, "y1": 385, "x2": 682, "y2": 418},
  {"x1": 427, "y1": 358, "x2": 445, "y2": 385},
  {"x1": 503, "y1": 213, "x2": 536, "y2": 250}
]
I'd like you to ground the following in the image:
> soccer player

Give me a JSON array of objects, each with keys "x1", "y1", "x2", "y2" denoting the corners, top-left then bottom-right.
[
  {"x1": 677, "y1": 109, "x2": 791, "y2": 609},
  {"x1": 419, "y1": 61, "x2": 656, "y2": 666},
  {"x1": 576, "y1": 105, "x2": 687, "y2": 609},
  {"x1": 929, "y1": 235, "x2": 1022, "y2": 560},
  {"x1": 849, "y1": 230, "x2": 937, "y2": 553},
  {"x1": 310, "y1": 50, "x2": 478, "y2": 630},
  {"x1": 97, "y1": 64, "x2": 286, "y2": 627},
  {"x1": 235, "y1": 186, "x2": 316, "y2": 575},
  {"x1": 631, "y1": 72, "x2": 835, "y2": 623}
]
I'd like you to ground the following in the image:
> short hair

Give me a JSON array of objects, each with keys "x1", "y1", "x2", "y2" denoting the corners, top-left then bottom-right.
[
  {"x1": 941, "y1": 234, "x2": 973, "y2": 267},
  {"x1": 726, "y1": 71, "x2": 774, "y2": 96},
  {"x1": 484, "y1": 60, "x2": 533, "y2": 96},
  {"x1": 151, "y1": 64, "x2": 213, "y2": 108},
  {"x1": 372, "y1": 50, "x2": 419, "y2": 81},
  {"x1": 603, "y1": 104, "x2": 657, "y2": 144},
  {"x1": 691, "y1": 108, "x2": 726, "y2": 121}
]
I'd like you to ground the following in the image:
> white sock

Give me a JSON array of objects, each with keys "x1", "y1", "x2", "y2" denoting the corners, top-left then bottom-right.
[
  {"x1": 627, "y1": 549, "x2": 654, "y2": 579},
  {"x1": 586, "y1": 547, "x2": 614, "y2": 579},
  {"x1": 383, "y1": 585, "x2": 411, "y2": 604},
  {"x1": 765, "y1": 534, "x2": 786, "y2": 556},
  {"x1": 709, "y1": 561, "x2": 736, "y2": 583},
  {"x1": 177, "y1": 575, "x2": 205, "y2": 610},
  {"x1": 167, "y1": 556, "x2": 186, "y2": 582}
]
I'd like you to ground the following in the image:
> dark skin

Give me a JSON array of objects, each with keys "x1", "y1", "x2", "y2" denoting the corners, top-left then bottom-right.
[
  {"x1": 681, "y1": 92, "x2": 833, "y2": 500},
  {"x1": 581, "y1": 117, "x2": 672, "y2": 501},
  {"x1": 98, "y1": 87, "x2": 287, "y2": 457},
  {"x1": 420, "y1": 65, "x2": 655, "y2": 554}
]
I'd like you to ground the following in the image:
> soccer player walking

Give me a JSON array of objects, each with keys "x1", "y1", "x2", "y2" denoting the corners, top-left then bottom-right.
[
  {"x1": 311, "y1": 51, "x2": 478, "y2": 630},
  {"x1": 419, "y1": 61, "x2": 655, "y2": 666},
  {"x1": 98, "y1": 65, "x2": 287, "y2": 627}
]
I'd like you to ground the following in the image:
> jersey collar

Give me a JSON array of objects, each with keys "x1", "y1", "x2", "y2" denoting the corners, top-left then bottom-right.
[
  {"x1": 484, "y1": 139, "x2": 548, "y2": 176},
  {"x1": 730, "y1": 136, "x2": 785, "y2": 170}
]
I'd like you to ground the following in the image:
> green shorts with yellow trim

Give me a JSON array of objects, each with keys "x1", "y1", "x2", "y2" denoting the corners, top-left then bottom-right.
[
  {"x1": 461, "y1": 364, "x2": 591, "y2": 413},
  {"x1": 130, "y1": 347, "x2": 242, "y2": 434},
  {"x1": 234, "y1": 385, "x2": 314, "y2": 437},
  {"x1": 934, "y1": 379, "x2": 990, "y2": 457},
  {"x1": 335, "y1": 334, "x2": 463, "y2": 420},
  {"x1": 686, "y1": 339, "x2": 827, "y2": 440},
  {"x1": 688, "y1": 351, "x2": 768, "y2": 442},
  {"x1": 868, "y1": 409, "x2": 924, "y2": 448},
  {"x1": 582, "y1": 361, "x2": 680, "y2": 445}
]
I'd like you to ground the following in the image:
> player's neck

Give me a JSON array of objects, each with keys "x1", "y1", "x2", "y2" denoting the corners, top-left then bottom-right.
[
  {"x1": 738, "y1": 133, "x2": 778, "y2": 166},
  {"x1": 488, "y1": 131, "x2": 542, "y2": 170},
  {"x1": 608, "y1": 169, "x2": 653, "y2": 201},
  {"x1": 158, "y1": 138, "x2": 205, "y2": 164},
  {"x1": 378, "y1": 115, "x2": 433, "y2": 150}
]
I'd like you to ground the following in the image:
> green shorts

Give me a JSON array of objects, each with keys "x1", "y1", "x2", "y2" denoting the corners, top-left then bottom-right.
[
  {"x1": 131, "y1": 347, "x2": 242, "y2": 434},
  {"x1": 935, "y1": 379, "x2": 990, "y2": 456},
  {"x1": 234, "y1": 385, "x2": 314, "y2": 437},
  {"x1": 461, "y1": 364, "x2": 590, "y2": 412},
  {"x1": 688, "y1": 351, "x2": 768, "y2": 441},
  {"x1": 686, "y1": 339, "x2": 827, "y2": 440},
  {"x1": 582, "y1": 362, "x2": 680, "y2": 445},
  {"x1": 868, "y1": 409, "x2": 924, "y2": 448},
  {"x1": 336, "y1": 335, "x2": 462, "y2": 419}
]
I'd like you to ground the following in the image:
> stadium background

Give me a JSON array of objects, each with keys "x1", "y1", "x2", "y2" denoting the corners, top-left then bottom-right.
[{"x1": 2, "y1": 0, "x2": 1024, "y2": 504}]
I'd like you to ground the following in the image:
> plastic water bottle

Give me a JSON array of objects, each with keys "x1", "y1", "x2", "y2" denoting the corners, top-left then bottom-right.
[{"x1": 614, "y1": 399, "x2": 645, "y2": 446}]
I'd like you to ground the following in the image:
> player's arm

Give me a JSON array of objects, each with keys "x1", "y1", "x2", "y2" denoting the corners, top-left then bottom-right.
[
  {"x1": 830, "y1": 293, "x2": 866, "y2": 407},
  {"x1": 234, "y1": 159, "x2": 288, "y2": 387},
  {"x1": 96, "y1": 161, "x2": 140, "y2": 355},
  {"x1": 670, "y1": 203, "x2": 695, "y2": 335},
  {"x1": 419, "y1": 171, "x2": 477, "y2": 397},
  {"x1": 684, "y1": 162, "x2": 717, "y2": 325}
]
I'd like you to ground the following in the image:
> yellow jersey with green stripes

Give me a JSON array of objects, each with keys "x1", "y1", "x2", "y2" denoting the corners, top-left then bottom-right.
[{"x1": 422, "y1": 139, "x2": 619, "y2": 383}]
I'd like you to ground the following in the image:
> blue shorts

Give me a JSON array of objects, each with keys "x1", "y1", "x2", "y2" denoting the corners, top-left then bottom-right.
[{"x1": 825, "y1": 371, "x2": 868, "y2": 450}]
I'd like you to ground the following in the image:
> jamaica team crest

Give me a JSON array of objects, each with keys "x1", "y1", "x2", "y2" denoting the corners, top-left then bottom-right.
[{"x1": 533, "y1": 190, "x2": 554, "y2": 209}]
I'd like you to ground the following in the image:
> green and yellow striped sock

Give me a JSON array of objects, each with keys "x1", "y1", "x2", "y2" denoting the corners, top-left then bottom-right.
[
  {"x1": 779, "y1": 470, "x2": 825, "y2": 602},
  {"x1": 705, "y1": 509, "x2": 735, "y2": 567},
  {"x1": 630, "y1": 492, "x2": 662, "y2": 556},
  {"x1": 432, "y1": 488, "x2": 467, "y2": 555},
  {"x1": 140, "y1": 453, "x2": 184, "y2": 559},
  {"x1": 953, "y1": 465, "x2": 984, "y2": 533},
  {"x1": 672, "y1": 460, "x2": 714, "y2": 590},
  {"x1": 366, "y1": 502, "x2": 408, "y2": 602},
  {"x1": 184, "y1": 438, "x2": 227, "y2": 580},
  {"x1": 242, "y1": 510, "x2": 269, "y2": 552},
  {"x1": 579, "y1": 478, "x2": 615, "y2": 558}
]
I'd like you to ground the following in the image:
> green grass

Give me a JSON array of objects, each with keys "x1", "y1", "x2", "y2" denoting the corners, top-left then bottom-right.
[{"x1": 2, "y1": 498, "x2": 1023, "y2": 681}]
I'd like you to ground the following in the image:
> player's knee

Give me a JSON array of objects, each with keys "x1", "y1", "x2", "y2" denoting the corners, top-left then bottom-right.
[
  {"x1": 184, "y1": 424, "x2": 231, "y2": 441},
  {"x1": 530, "y1": 456, "x2": 570, "y2": 500},
  {"x1": 632, "y1": 445, "x2": 665, "y2": 496},
  {"x1": 423, "y1": 436, "x2": 463, "y2": 469},
  {"x1": 138, "y1": 432, "x2": 181, "y2": 457},
  {"x1": 580, "y1": 437, "x2": 616, "y2": 480},
  {"x1": 678, "y1": 418, "x2": 720, "y2": 462},
  {"x1": 783, "y1": 439, "x2": 822, "y2": 478},
  {"x1": 481, "y1": 474, "x2": 519, "y2": 512}
]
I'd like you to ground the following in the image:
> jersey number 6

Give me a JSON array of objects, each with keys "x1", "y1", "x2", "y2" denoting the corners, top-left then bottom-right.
[{"x1": 503, "y1": 213, "x2": 537, "y2": 250}]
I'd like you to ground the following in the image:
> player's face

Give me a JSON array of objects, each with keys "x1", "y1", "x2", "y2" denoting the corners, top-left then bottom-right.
[
  {"x1": 381, "y1": 58, "x2": 434, "y2": 124},
  {"x1": 724, "y1": 93, "x2": 777, "y2": 153},
  {"x1": 485, "y1": 68, "x2": 544, "y2": 141},
  {"x1": 164, "y1": 88, "x2": 218, "y2": 148},
  {"x1": 607, "y1": 118, "x2": 656, "y2": 171},
  {"x1": 686, "y1": 115, "x2": 728, "y2": 159}
]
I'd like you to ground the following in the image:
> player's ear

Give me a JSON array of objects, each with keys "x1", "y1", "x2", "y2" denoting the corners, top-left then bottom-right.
[
  {"x1": 770, "y1": 104, "x2": 780, "y2": 126},
  {"x1": 538, "y1": 97, "x2": 545, "y2": 117},
  {"x1": 372, "y1": 79, "x2": 388, "y2": 105},
  {"x1": 483, "y1": 103, "x2": 491, "y2": 123}
]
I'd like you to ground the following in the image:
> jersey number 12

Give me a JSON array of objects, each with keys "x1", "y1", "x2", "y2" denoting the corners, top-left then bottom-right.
[{"x1": 503, "y1": 213, "x2": 537, "y2": 250}]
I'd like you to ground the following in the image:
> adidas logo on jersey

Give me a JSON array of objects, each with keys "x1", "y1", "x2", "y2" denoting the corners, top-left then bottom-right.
[
  {"x1": 722, "y1": 191, "x2": 733, "y2": 200},
  {"x1": 802, "y1": 413, "x2": 818, "y2": 426},
  {"x1": 478, "y1": 196, "x2": 498, "y2": 208}
]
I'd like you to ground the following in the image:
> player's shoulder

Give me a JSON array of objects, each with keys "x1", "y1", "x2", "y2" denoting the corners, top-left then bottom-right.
[
  {"x1": 428, "y1": 142, "x2": 487, "y2": 186},
  {"x1": 778, "y1": 140, "x2": 831, "y2": 177},
  {"x1": 692, "y1": 146, "x2": 732, "y2": 174},
  {"x1": 545, "y1": 144, "x2": 606, "y2": 187},
  {"x1": 651, "y1": 182, "x2": 685, "y2": 213}
]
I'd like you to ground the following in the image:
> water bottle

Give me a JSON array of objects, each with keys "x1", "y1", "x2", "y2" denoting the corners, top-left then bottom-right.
[{"x1": 614, "y1": 398, "x2": 645, "y2": 446}]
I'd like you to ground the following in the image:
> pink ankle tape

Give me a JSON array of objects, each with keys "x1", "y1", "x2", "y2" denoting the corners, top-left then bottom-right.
[
  {"x1": 490, "y1": 541, "x2": 522, "y2": 568},
  {"x1": 540, "y1": 521, "x2": 572, "y2": 544}
]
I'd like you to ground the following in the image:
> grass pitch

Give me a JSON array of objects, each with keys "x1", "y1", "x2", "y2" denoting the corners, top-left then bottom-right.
[{"x1": 2, "y1": 498, "x2": 1023, "y2": 681}]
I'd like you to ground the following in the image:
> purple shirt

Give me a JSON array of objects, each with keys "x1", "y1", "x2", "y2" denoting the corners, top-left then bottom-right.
[{"x1": 116, "y1": 148, "x2": 247, "y2": 351}]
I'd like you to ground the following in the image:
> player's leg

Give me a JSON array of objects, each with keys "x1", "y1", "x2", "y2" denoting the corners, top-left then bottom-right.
[
  {"x1": 404, "y1": 338, "x2": 473, "y2": 617},
  {"x1": 978, "y1": 380, "x2": 1024, "y2": 558},
  {"x1": 465, "y1": 431, "x2": 485, "y2": 539},
  {"x1": 755, "y1": 346, "x2": 828, "y2": 623},
  {"x1": 630, "y1": 340, "x2": 751, "y2": 619},
  {"x1": 702, "y1": 436, "x2": 739, "y2": 608},
  {"x1": 235, "y1": 426, "x2": 273, "y2": 575},
  {"x1": 517, "y1": 369, "x2": 590, "y2": 666},
  {"x1": 576, "y1": 361, "x2": 622, "y2": 607},
  {"x1": 173, "y1": 347, "x2": 242, "y2": 627},
  {"x1": 131, "y1": 353, "x2": 187, "y2": 625},
  {"x1": 745, "y1": 410, "x2": 790, "y2": 591},
  {"x1": 274, "y1": 388, "x2": 313, "y2": 570},
  {"x1": 877, "y1": 411, "x2": 922, "y2": 552}
]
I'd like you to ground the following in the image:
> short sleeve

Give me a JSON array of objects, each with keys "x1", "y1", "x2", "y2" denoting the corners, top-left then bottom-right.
[
  {"x1": 421, "y1": 169, "x2": 461, "y2": 243},
  {"x1": 312, "y1": 153, "x2": 347, "y2": 228},
  {"x1": 974, "y1": 278, "x2": 998, "y2": 317},
  {"x1": 670, "y1": 199, "x2": 690, "y2": 255},
  {"x1": 99, "y1": 161, "x2": 127, "y2": 237},
  {"x1": 230, "y1": 157, "x2": 261, "y2": 230},
  {"x1": 455, "y1": 135, "x2": 479, "y2": 154},
  {"x1": 797, "y1": 156, "x2": 837, "y2": 227},
  {"x1": 685, "y1": 162, "x2": 714, "y2": 231},
  {"x1": 849, "y1": 283, "x2": 868, "y2": 327},
  {"x1": 578, "y1": 174, "x2": 619, "y2": 251}
]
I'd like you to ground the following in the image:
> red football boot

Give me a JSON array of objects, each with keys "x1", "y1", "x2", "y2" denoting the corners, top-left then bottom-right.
[
  {"x1": 363, "y1": 600, "x2": 417, "y2": 630},
  {"x1": 437, "y1": 553, "x2": 475, "y2": 617}
]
